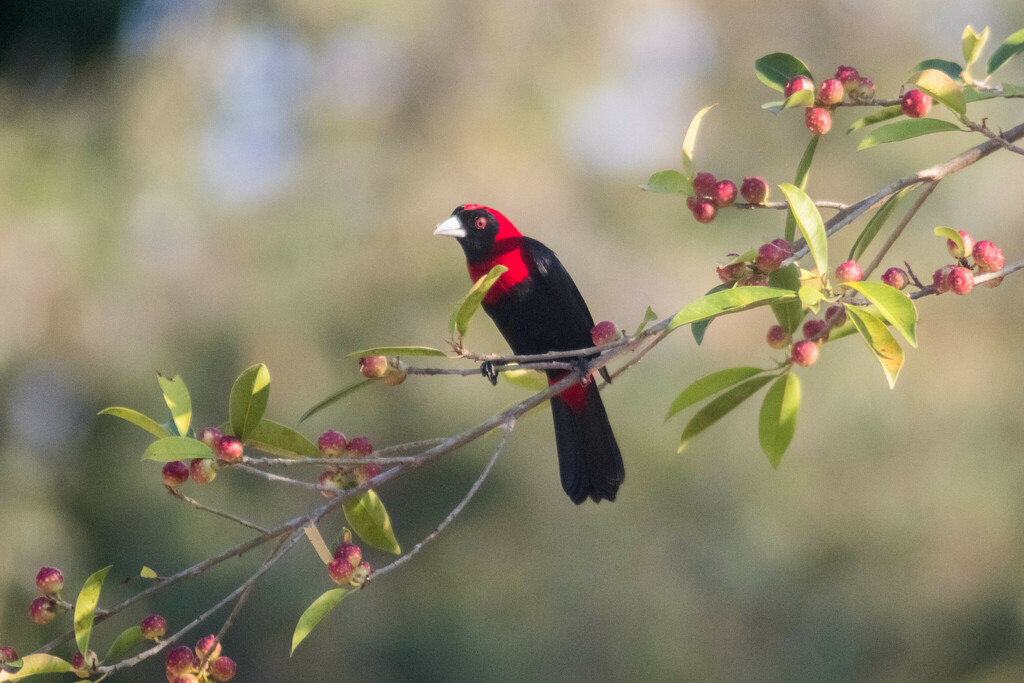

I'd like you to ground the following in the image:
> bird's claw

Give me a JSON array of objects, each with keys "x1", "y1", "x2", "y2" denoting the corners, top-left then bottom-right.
[{"x1": 480, "y1": 361, "x2": 503, "y2": 386}]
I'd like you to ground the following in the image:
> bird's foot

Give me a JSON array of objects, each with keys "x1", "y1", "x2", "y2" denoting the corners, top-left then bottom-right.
[{"x1": 480, "y1": 360, "x2": 505, "y2": 386}]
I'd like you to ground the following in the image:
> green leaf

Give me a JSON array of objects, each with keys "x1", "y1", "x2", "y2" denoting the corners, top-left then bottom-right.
[
  {"x1": 450, "y1": 265, "x2": 509, "y2": 338},
  {"x1": 845, "y1": 306, "x2": 904, "y2": 389},
  {"x1": 783, "y1": 89, "x2": 814, "y2": 110},
  {"x1": 849, "y1": 189, "x2": 907, "y2": 261},
  {"x1": 755, "y1": 53, "x2": 812, "y2": 91},
  {"x1": 761, "y1": 100, "x2": 785, "y2": 113},
  {"x1": 768, "y1": 265, "x2": 803, "y2": 333},
  {"x1": 913, "y1": 59, "x2": 964, "y2": 81},
  {"x1": 97, "y1": 407, "x2": 170, "y2": 439},
  {"x1": 678, "y1": 375, "x2": 776, "y2": 452},
  {"x1": 290, "y1": 588, "x2": 352, "y2": 656},
  {"x1": 74, "y1": 565, "x2": 112, "y2": 655},
  {"x1": 779, "y1": 184, "x2": 827, "y2": 276},
  {"x1": 157, "y1": 374, "x2": 192, "y2": 437},
  {"x1": 243, "y1": 419, "x2": 319, "y2": 458},
  {"x1": 665, "y1": 367, "x2": 765, "y2": 421},
  {"x1": 640, "y1": 170, "x2": 691, "y2": 194},
  {"x1": 962, "y1": 25, "x2": 990, "y2": 66},
  {"x1": 141, "y1": 436, "x2": 214, "y2": 462},
  {"x1": 139, "y1": 566, "x2": 158, "y2": 579},
  {"x1": 934, "y1": 226, "x2": 965, "y2": 256},
  {"x1": 857, "y1": 118, "x2": 962, "y2": 150},
  {"x1": 914, "y1": 69, "x2": 966, "y2": 115},
  {"x1": 798, "y1": 285, "x2": 825, "y2": 313},
  {"x1": 987, "y1": 27, "x2": 1024, "y2": 76},
  {"x1": 299, "y1": 379, "x2": 373, "y2": 423},
  {"x1": 634, "y1": 306, "x2": 659, "y2": 336},
  {"x1": 500, "y1": 369, "x2": 549, "y2": 391},
  {"x1": 782, "y1": 137, "x2": 819, "y2": 243},
  {"x1": 105, "y1": 625, "x2": 145, "y2": 662},
  {"x1": 343, "y1": 490, "x2": 401, "y2": 554},
  {"x1": 345, "y1": 346, "x2": 447, "y2": 358},
  {"x1": 0, "y1": 654, "x2": 73, "y2": 681},
  {"x1": 669, "y1": 287, "x2": 797, "y2": 331},
  {"x1": 758, "y1": 372, "x2": 802, "y2": 468},
  {"x1": 229, "y1": 363, "x2": 271, "y2": 442},
  {"x1": 681, "y1": 104, "x2": 717, "y2": 178},
  {"x1": 690, "y1": 284, "x2": 732, "y2": 345},
  {"x1": 845, "y1": 281, "x2": 918, "y2": 347},
  {"x1": 847, "y1": 105, "x2": 903, "y2": 134}
]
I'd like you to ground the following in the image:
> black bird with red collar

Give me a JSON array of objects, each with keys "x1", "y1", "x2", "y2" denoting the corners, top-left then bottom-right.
[{"x1": 434, "y1": 204, "x2": 624, "y2": 504}]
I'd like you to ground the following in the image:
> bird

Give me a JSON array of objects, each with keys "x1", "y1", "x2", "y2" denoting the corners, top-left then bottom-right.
[{"x1": 434, "y1": 204, "x2": 624, "y2": 504}]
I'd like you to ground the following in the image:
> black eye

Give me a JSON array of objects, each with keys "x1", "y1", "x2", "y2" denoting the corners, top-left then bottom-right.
[{"x1": 474, "y1": 217, "x2": 487, "y2": 230}]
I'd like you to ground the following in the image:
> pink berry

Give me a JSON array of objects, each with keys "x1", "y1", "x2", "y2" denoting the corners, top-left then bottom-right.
[
  {"x1": 766, "y1": 325, "x2": 789, "y2": 349},
  {"x1": 216, "y1": 436, "x2": 243, "y2": 463},
  {"x1": 817, "y1": 78, "x2": 844, "y2": 105},
  {"x1": 141, "y1": 614, "x2": 168, "y2": 640},
  {"x1": 932, "y1": 265, "x2": 955, "y2": 294},
  {"x1": 771, "y1": 238, "x2": 794, "y2": 258},
  {"x1": 740, "y1": 177, "x2": 769, "y2": 204},
  {"x1": 802, "y1": 319, "x2": 827, "y2": 341},
  {"x1": 685, "y1": 195, "x2": 699, "y2": 213},
  {"x1": 825, "y1": 305, "x2": 847, "y2": 327},
  {"x1": 35, "y1": 567, "x2": 64, "y2": 595},
  {"x1": 351, "y1": 560, "x2": 372, "y2": 586},
  {"x1": 162, "y1": 460, "x2": 190, "y2": 487},
  {"x1": 189, "y1": 458, "x2": 217, "y2": 485},
  {"x1": 1, "y1": 646, "x2": 19, "y2": 664},
  {"x1": 755, "y1": 242, "x2": 785, "y2": 274},
  {"x1": 805, "y1": 108, "x2": 832, "y2": 135},
  {"x1": 318, "y1": 470, "x2": 344, "y2": 498},
  {"x1": 29, "y1": 597, "x2": 56, "y2": 624},
  {"x1": 358, "y1": 356, "x2": 389, "y2": 379},
  {"x1": 357, "y1": 463, "x2": 383, "y2": 484},
  {"x1": 347, "y1": 437, "x2": 373, "y2": 456},
  {"x1": 210, "y1": 655, "x2": 237, "y2": 681},
  {"x1": 834, "y1": 65, "x2": 860, "y2": 83},
  {"x1": 739, "y1": 273, "x2": 769, "y2": 287},
  {"x1": 947, "y1": 230, "x2": 974, "y2": 259},
  {"x1": 692, "y1": 172, "x2": 717, "y2": 198},
  {"x1": 328, "y1": 557, "x2": 357, "y2": 585},
  {"x1": 195, "y1": 634, "x2": 222, "y2": 661},
  {"x1": 197, "y1": 427, "x2": 222, "y2": 449},
  {"x1": 165, "y1": 645, "x2": 197, "y2": 676},
  {"x1": 901, "y1": 89, "x2": 932, "y2": 118},
  {"x1": 691, "y1": 199, "x2": 716, "y2": 224},
  {"x1": 834, "y1": 260, "x2": 863, "y2": 283},
  {"x1": 881, "y1": 267, "x2": 909, "y2": 290},
  {"x1": 947, "y1": 266, "x2": 974, "y2": 295},
  {"x1": 590, "y1": 321, "x2": 620, "y2": 346},
  {"x1": 972, "y1": 240, "x2": 1004, "y2": 272},
  {"x1": 334, "y1": 542, "x2": 362, "y2": 567},
  {"x1": 850, "y1": 77, "x2": 875, "y2": 100},
  {"x1": 784, "y1": 75, "x2": 814, "y2": 98},
  {"x1": 317, "y1": 430, "x2": 347, "y2": 458},
  {"x1": 71, "y1": 649, "x2": 97, "y2": 677},
  {"x1": 711, "y1": 180, "x2": 737, "y2": 208},
  {"x1": 791, "y1": 340, "x2": 819, "y2": 367}
]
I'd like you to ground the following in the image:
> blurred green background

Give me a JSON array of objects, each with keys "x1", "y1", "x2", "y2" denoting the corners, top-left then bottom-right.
[{"x1": 2, "y1": 1, "x2": 1023, "y2": 681}]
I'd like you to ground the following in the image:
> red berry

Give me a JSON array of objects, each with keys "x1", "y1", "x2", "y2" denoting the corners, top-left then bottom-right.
[
  {"x1": 334, "y1": 542, "x2": 363, "y2": 567},
  {"x1": 691, "y1": 199, "x2": 716, "y2": 224},
  {"x1": 881, "y1": 267, "x2": 909, "y2": 290},
  {"x1": 740, "y1": 177, "x2": 769, "y2": 204},
  {"x1": 357, "y1": 463, "x2": 382, "y2": 484},
  {"x1": 972, "y1": 240, "x2": 1004, "y2": 272},
  {"x1": 141, "y1": 614, "x2": 168, "y2": 640},
  {"x1": 802, "y1": 319, "x2": 827, "y2": 341},
  {"x1": 817, "y1": 78, "x2": 844, "y2": 105},
  {"x1": 784, "y1": 75, "x2": 814, "y2": 98},
  {"x1": 351, "y1": 560, "x2": 372, "y2": 586},
  {"x1": 770, "y1": 238, "x2": 794, "y2": 258},
  {"x1": 165, "y1": 645, "x2": 197, "y2": 676},
  {"x1": 358, "y1": 356, "x2": 389, "y2": 379},
  {"x1": 825, "y1": 305, "x2": 847, "y2": 327},
  {"x1": 791, "y1": 340, "x2": 819, "y2": 367},
  {"x1": 1, "y1": 646, "x2": 19, "y2": 664},
  {"x1": 35, "y1": 567, "x2": 64, "y2": 595},
  {"x1": 805, "y1": 108, "x2": 832, "y2": 135},
  {"x1": 711, "y1": 180, "x2": 737, "y2": 208},
  {"x1": 71, "y1": 649, "x2": 97, "y2": 677},
  {"x1": 195, "y1": 634, "x2": 222, "y2": 661},
  {"x1": 318, "y1": 470, "x2": 344, "y2": 498},
  {"x1": 29, "y1": 597, "x2": 56, "y2": 624},
  {"x1": 947, "y1": 266, "x2": 974, "y2": 295},
  {"x1": 216, "y1": 436, "x2": 243, "y2": 463},
  {"x1": 766, "y1": 325, "x2": 789, "y2": 349},
  {"x1": 755, "y1": 242, "x2": 785, "y2": 274},
  {"x1": 932, "y1": 265, "x2": 955, "y2": 293},
  {"x1": 685, "y1": 195, "x2": 699, "y2": 213},
  {"x1": 328, "y1": 557, "x2": 357, "y2": 585},
  {"x1": 716, "y1": 262, "x2": 748, "y2": 283},
  {"x1": 197, "y1": 427, "x2": 222, "y2": 449},
  {"x1": 210, "y1": 655, "x2": 238, "y2": 681},
  {"x1": 850, "y1": 77, "x2": 875, "y2": 100},
  {"x1": 834, "y1": 65, "x2": 860, "y2": 83},
  {"x1": 189, "y1": 458, "x2": 217, "y2": 485},
  {"x1": 834, "y1": 260, "x2": 863, "y2": 283},
  {"x1": 901, "y1": 89, "x2": 932, "y2": 118},
  {"x1": 692, "y1": 172, "x2": 717, "y2": 198},
  {"x1": 739, "y1": 273, "x2": 770, "y2": 287},
  {"x1": 947, "y1": 230, "x2": 974, "y2": 259},
  {"x1": 162, "y1": 460, "x2": 190, "y2": 487},
  {"x1": 317, "y1": 430, "x2": 347, "y2": 458},
  {"x1": 590, "y1": 321, "x2": 620, "y2": 346},
  {"x1": 347, "y1": 437, "x2": 373, "y2": 456}
]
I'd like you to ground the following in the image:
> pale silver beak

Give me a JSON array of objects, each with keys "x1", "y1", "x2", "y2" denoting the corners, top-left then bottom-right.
[{"x1": 433, "y1": 215, "x2": 467, "y2": 238}]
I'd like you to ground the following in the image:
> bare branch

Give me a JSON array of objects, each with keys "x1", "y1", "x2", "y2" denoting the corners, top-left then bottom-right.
[
  {"x1": 861, "y1": 180, "x2": 939, "y2": 280},
  {"x1": 168, "y1": 488, "x2": 272, "y2": 535}
]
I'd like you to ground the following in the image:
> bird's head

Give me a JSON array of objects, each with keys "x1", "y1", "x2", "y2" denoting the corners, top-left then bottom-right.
[{"x1": 433, "y1": 204, "x2": 522, "y2": 263}]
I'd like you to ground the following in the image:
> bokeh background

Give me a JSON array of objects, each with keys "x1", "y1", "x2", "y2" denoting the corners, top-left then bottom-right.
[{"x1": 2, "y1": 1, "x2": 1023, "y2": 681}]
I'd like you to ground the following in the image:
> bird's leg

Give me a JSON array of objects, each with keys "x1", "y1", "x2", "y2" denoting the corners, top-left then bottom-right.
[
  {"x1": 480, "y1": 360, "x2": 505, "y2": 386},
  {"x1": 569, "y1": 355, "x2": 592, "y2": 385}
]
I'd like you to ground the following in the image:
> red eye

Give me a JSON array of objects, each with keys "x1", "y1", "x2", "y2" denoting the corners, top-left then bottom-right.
[{"x1": 474, "y1": 217, "x2": 487, "y2": 230}]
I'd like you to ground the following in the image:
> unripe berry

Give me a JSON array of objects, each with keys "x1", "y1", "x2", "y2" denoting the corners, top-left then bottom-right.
[
  {"x1": 141, "y1": 614, "x2": 168, "y2": 640},
  {"x1": 358, "y1": 355, "x2": 389, "y2": 379},
  {"x1": 210, "y1": 655, "x2": 238, "y2": 681},
  {"x1": 755, "y1": 242, "x2": 785, "y2": 274},
  {"x1": 381, "y1": 367, "x2": 408, "y2": 386},
  {"x1": 0, "y1": 646, "x2": 19, "y2": 664},
  {"x1": 162, "y1": 460, "x2": 190, "y2": 487},
  {"x1": 70, "y1": 649, "x2": 97, "y2": 678},
  {"x1": 357, "y1": 463, "x2": 382, "y2": 484},
  {"x1": 165, "y1": 645, "x2": 197, "y2": 676},
  {"x1": 347, "y1": 437, "x2": 373, "y2": 457},
  {"x1": 590, "y1": 321, "x2": 620, "y2": 346},
  {"x1": 216, "y1": 436, "x2": 243, "y2": 463},
  {"x1": 847, "y1": 77, "x2": 875, "y2": 100},
  {"x1": 351, "y1": 560, "x2": 372, "y2": 587},
  {"x1": 29, "y1": 597, "x2": 56, "y2": 624},
  {"x1": 189, "y1": 458, "x2": 217, "y2": 485},
  {"x1": 692, "y1": 172, "x2": 717, "y2": 198},
  {"x1": 318, "y1": 470, "x2": 344, "y2": 498},
  {"x1": 711, "y1": 179, "x2": 737, "y2": 208},
  {"x1": 334, "y1": 542, "x2": 362, "y2": 567},
  {"x1": 932, "y1": 265, "x2": 954, "y2": 294},
  {"x1": 791, "y1": 340, "x2": 819, "y2": 367},
  {"x1": 740, "y1": 177, "x2": 769, "y2": 204},
  {"x1": 766, "y1": 325, "x2": 789, "y2": 349},
  {"x1": 691, "y1": 199, "x2": 716, "y2": 224},
  {"x1": 802, "y1": 319, "x2": 827, "y2": 341},
  {"x1": 825, "y1": 304, "x2": 847, "y2": 327},
  {"x1": 804, "y1": 107, "x2": 832, "y2": 135},
  {"x1": 317, "y1": 430, "x2": 347, "y2": 458},
  {"x1": 947, "y1": 230, "x2": 974, "y2": 259},
  {"x1": 881, "y1": 267, "x2": 909, "y2": 290},
  {"x1": 947, "y1": 266, "x2": 974, "y2": 295},
  {"x1": 834, "y1": 260, "x2": 863, "y2": 283},
  {"x1": 197, "y1": 427, "x2": 222, "y2": 449},
  {"x1": 328, "y1": 557, "x2": 356, "y2": 585},
  {"x1": 195, "y1": 634, "x2": 222, "y2": 661},
  {"x1": 771, "y1": 238, "x2": 794, "y2": 258},
  {"x1": 817, "y1": 78, "x2": 844, "y2": 105},
  {"x1": 972, "y1": 240, "x2": 1005, "y2": 272},
  {"x1": 35, "y1": 567, "x2": 64, "y2": 595},
  {"x1": 717, "y1": 262, "x2": 749, "y2": 283},
  {"x1": 784, "y1": 75, "x2": 814, "y2": 98},
  {"x1": 834, "y1": 65, "x2": 860, "y2": 83},
  {"x1": 901, "y1": 89, "x2": 932, "y2": 118},
  {"x1": 738, "y1": 273, "x2": 769, "y2": 287}
]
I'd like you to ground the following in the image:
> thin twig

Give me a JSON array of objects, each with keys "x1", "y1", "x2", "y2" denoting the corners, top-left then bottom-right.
[
  {"x1": 861, "y1": 180, "x2": 939, "y2": 280},
  {"x1": 962, "y1": 116, "x2": 1024, "y2": 156},
  {"x1": 168, "y1": 488, "x2": 272, "y2": 535},
  {"x1": 402, "y1": 361, "x2": 575, "y2": 376},
  {"x1": 233, "y1": 464, "x2": 327, "y2": 491},
  {"x1": 734, "y1": 200, "x2": 847, "y2": 211},
  {"x1": 908, "y1": 258, "x2": 1024, "y2": 299}
]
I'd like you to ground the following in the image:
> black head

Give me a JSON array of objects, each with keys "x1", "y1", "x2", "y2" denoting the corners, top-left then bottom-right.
[{"x1": 433, "y1": 204, "x2": 522, "y2": 264}]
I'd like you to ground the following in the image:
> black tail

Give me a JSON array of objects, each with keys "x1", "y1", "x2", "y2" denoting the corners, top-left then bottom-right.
[{"x1": 550, "y1": 381, "x2": 625, "y2": 504}]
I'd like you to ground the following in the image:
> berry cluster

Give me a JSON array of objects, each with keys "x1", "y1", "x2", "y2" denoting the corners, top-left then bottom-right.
[
  {"x1": 928, "y1": 231, "x2": 1005, "y2": 295},
  {"x1": 165, "y1": 635, "x2": 237, "y2": 682},
  {"x1": 28, "y1": 567, "x2": 64, "y2": 625},
  {"x1": 716, "y1": 238, "x2": 794, "y2": 287},
  {"x1": 160, "y1": 427, "x2": 245, "y2": 489},
  {"x1": 788, "y1": 66, "x2": 876, "y2": 136},
  {"x1": 686, "y1": 172, "x2": 769, "y2": 223},
  {"x1": 317, "y1": 430, "x2": 381, "y2": 497},
  {"x1": 359, "y1": 355, "x2": 407, "y2": 385},
  {"x1": 328, "y1": 542, "x2": 373, "y2": 588},
  {"x1": 766, "y1": 304, "x2": 847, "y2": 368}
]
